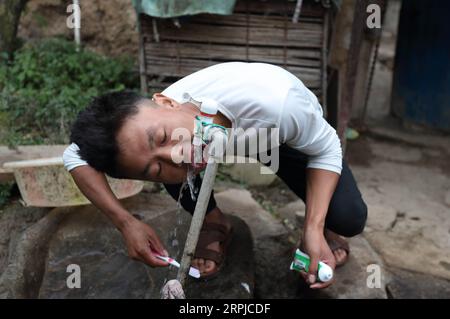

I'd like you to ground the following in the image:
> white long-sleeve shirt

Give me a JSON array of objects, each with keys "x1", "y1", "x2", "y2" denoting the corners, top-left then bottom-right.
[{"x1": 63, "y1": 62, "x2": 342, "y2": 174}]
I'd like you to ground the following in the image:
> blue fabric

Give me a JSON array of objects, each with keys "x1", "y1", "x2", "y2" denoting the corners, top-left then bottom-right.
[{"x1": 132, "y1": 0, "x2": 237, "y2": 18}]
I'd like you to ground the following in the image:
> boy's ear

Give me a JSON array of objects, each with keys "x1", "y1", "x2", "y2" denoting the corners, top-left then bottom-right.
[{"x1": 152, "y1": 93, "x2": 180, "y2": 109}]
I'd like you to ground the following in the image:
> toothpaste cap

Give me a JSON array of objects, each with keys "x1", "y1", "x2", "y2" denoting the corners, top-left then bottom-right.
[{"x1": 318, "y1": 263, "x2": 333, "y2": 282}]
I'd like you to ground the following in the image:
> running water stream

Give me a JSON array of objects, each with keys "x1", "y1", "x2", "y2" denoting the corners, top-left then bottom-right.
[
  {"x1": 170, "y1": 167, "x2": 198, "y2": 251},
  {"x1": 186, "y1": 166, "x2": 199, "y2": 201},
  {"x1": 163, "y1": 166, "x2": 199, "y2": 285}
]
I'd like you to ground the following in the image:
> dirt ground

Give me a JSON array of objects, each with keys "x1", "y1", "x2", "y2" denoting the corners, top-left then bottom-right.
[{"x1": 18, "y1": 0, "x2": 138, "y2": 57}]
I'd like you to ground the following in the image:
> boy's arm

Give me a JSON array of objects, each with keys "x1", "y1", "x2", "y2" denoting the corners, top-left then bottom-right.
[
  {"x1": 63, "y1": 145, "x2": 168, "y2": 267},
  {"x1": 69, "y1": 165, "x2": 134, "y2": 229},
  {"x1": 281, "y1": 87, "x2": 342, "y2": 287},
  {"x1": 302, "y1": 168, "x2": 338, "y2": 288}
]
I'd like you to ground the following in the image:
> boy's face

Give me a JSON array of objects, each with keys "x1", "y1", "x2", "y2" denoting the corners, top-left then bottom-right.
[{"x1": 115, "y1": 94, "x2": 198, "y2": 184}]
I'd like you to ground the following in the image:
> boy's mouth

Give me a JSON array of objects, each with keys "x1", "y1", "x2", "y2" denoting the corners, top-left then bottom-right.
[{"x1": 189, "y1": 146, "x2": 208, "y2": 174}]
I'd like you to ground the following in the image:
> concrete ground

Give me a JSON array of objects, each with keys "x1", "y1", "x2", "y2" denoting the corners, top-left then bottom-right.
[
  {"x1": 347, "y1": 132, "x2": 450, "y2": 280},
  {"x1": 347, "y1": 129, "x2": 450, "y2": 297}
]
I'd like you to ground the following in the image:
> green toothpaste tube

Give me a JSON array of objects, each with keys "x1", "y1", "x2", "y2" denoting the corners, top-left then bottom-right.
[{"x1": 290, "y1": 249, "x2": 333, "y2": 282}]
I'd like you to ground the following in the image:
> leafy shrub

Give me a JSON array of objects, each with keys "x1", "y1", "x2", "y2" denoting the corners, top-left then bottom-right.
[
  {"x1": 0, "y1": 182, "x2": 14, "y2": 209},
  {"x1": 0, "y1": 38, "x2": 138, "y2": 145}
]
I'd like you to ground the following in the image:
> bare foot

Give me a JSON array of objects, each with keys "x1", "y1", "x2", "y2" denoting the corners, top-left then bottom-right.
[
  {"x1": 324, "y1": 229, "x2": 350, "y2": 267},
  {"x1": 191, "y1": 208, "x2": 231, "y2": 277}
]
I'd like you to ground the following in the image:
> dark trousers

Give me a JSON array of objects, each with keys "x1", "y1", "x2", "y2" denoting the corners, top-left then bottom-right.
[{"x1": 164, "y1": 145, "x2": 367, "y2": 238}]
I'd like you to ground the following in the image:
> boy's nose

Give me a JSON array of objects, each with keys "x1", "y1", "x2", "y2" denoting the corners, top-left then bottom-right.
[{"x1": 159, "y1": 143, "x2": 185, "y2": 165}]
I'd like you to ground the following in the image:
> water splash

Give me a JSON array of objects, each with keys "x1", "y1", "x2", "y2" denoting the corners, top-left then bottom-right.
[
  {"x1": 166, "y1": 169, "x2": 199, "y2": 281},
  {"x1": 186, "y1": 166, "x2": 198, "y2": 201},
  {"x1": 168, "y1": 181, "x2": 188, "y2": 255},
  {"x1": 163, "y1": 175, "x2": 196, "y2": 292},
  {"x1": 176, "y1": 181, "x2": 186, "y2": 226}
]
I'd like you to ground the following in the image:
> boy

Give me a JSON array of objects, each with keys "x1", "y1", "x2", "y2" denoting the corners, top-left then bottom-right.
[{"x1": 63, "y1": 62, "x2": 367, "y2": 289}]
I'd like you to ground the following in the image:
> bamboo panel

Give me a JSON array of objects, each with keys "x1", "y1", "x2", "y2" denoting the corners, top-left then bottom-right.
[
  {"x1": 191, "y1": 13, "x2": 323, "y2": 28},
  {"x1": 141, "y1": 14, "x2": 323, "y2": 30},
  {"x1": 145, "y1": 42, "x2": 321, "y2": 68},
  {"x1": 146, "y1": 56, "x2": 320, "y2": 74},
  {"x1": 147, "y1": 82, "x2": 170, "y2": 93},
  {"x1": 139, "y1": 0, "x2": 328, "y2": 103},
  {"x1": 162, "y1": 26, "x2": 321, "y2": 48},
  {"x1": 233, "y1": 0, "x2": 325, "y2": 17},
  {"x1": 147, "y1": 79, "x2": 322, "y2": 97},
  {"x1": 145, "y1": 59, "x2": 322, "y2": 87},
  {"x1": 142, "y1": 21, "x2": 323, "y2": 49}
]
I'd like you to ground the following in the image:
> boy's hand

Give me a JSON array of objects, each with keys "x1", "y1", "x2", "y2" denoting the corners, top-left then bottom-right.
[
  {"x1": 301, "y1": 226, "x2": 336, "y2": 289},
  {"x1": 120, "y1": 217, "x2": 169, "y2": 267}
]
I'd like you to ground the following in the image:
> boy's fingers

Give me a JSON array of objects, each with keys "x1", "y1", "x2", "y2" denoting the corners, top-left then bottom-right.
[
  {"x1": 148, "y1": 235, "x2": 165, "y2": 254},
  {"x1": 310, "y1": 279, "x2": 333, "y2": 289},
  {"x1": 299, "y1": 271, "x2": 308, "y2": 282},
  {"x1": 308, "y1": 256, "x2": 319, "y2": 284},
  {"x1": 310, "y1": 283, "x2": 325, "y2": 289},
  {"x1": 140, "y1": 249, "x2": 169, "y2": 267}
]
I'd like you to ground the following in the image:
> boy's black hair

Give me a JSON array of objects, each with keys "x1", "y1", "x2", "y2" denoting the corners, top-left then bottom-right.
[{"x1": 70, "y1": 90, "x2": 144, "y2": 178}]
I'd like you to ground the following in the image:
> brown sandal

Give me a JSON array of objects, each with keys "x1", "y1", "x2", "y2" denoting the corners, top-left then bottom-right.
[
  {"x1": 297, "y1": 234, "x2": 350, "y2": 268},
  {"x1": 194, "y1": 222, "x2": 233, "y2": 280},
  {"x1": 326, "y1": 235, "x2": 350, "y2": 267}
]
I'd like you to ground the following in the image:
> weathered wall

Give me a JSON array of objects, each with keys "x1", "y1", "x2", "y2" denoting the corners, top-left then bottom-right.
[{"x1": 18, "y1": 0, "x2": 138, "y2": 57}]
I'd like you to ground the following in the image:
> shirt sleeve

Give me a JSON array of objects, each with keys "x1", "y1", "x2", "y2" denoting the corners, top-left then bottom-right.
[
  {"x1": 62, "y1": 143, "x2": 88, "y2": 172},
  {"x1": 280, "y1": 87, "x2": 342, "y2": 175}
]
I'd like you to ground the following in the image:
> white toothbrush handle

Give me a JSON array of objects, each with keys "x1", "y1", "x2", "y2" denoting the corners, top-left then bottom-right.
[{"x1": 156, "y1": 255, "x2": 200, "y2": 278}]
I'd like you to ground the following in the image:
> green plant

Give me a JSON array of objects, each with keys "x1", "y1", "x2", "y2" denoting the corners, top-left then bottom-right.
[
  {"x1": 0, "y1": 182, "x2": 14, "y2": 208},
  {"x1": 0, "y1": 38, "x2": 138, "y2": 145}
]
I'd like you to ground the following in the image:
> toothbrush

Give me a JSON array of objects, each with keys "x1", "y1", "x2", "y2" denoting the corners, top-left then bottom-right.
[{"x1": 156, "y1": 255, "x2": 201, "y2": 279}]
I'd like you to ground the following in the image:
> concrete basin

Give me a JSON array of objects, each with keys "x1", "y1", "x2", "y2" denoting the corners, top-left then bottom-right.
[{"x1": 3, "y1": 157, "x2": 143, "y2": 207}]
